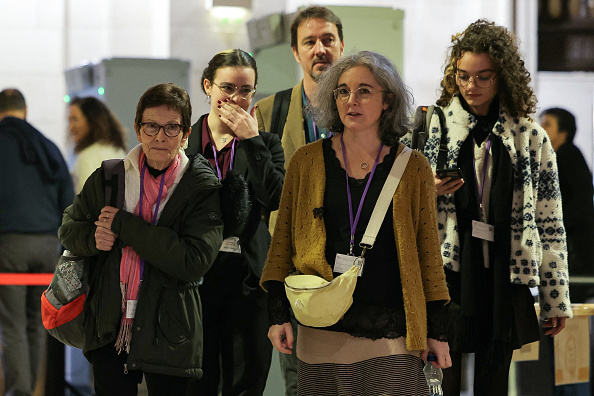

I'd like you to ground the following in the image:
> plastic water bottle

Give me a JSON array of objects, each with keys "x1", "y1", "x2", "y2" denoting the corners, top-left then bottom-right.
[{"x1": 423, "y1": 353, "x2": 443, "y2": 396}]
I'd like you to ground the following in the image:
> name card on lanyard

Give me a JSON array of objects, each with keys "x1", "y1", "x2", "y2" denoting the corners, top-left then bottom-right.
[
  {"x1": 211, "y1": 139, "x2": 242, "y2": 254},
  {"x1": 471, "y1": 137, "x2": 494, "y2": 242}
]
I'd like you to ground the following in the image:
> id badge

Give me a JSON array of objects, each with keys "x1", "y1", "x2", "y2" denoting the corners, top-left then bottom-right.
[
  {"x1": 472, "y1": 220, "x2": 495, "y2": 242},
  {"x1": 126, "y1": 300, "x2": 137, "y2": 319},
  {"x1": 220, "y1": 237, "x2": 241, "y2": 253},
  {"x1": 334, "y1": 253, "x2": 364, "y2": 277}
]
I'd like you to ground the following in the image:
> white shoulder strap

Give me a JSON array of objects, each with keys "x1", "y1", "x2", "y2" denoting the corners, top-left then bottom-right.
[{"x1": 360, "y1": 146, "x2": 412, "y2": 249}]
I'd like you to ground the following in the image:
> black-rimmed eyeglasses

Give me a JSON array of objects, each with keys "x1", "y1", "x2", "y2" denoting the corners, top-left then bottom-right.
[{"x1": 139, "y1": 122, "x2": 185, "y2": 138}]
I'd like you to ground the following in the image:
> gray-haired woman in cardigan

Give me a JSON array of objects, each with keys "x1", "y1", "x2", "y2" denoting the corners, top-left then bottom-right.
[
  {"x1": 260, "y1": 51, "x2": 451, "y2": 395},
  {"x1": 403, "y1": 19, "x2": 573, "y2": 396}
]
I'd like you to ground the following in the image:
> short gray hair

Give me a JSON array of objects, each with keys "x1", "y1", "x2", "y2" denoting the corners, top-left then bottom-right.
[{"x1": 309, "y1": 51, "x2": 412, "y2": 146}]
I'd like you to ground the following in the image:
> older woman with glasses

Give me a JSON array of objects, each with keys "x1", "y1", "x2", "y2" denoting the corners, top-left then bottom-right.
[
  {"x1": 184, "y1": 49, "x2": 285, "y2": 396},
  {"x1": 59, "y1": 83, "x2": 224, "y2": 396},
  {"x1": 404, "y1": 19, "x2": 572, "y2": 396},
  {"x1": 260, "y1": 50, "x2": 451, "y2": 395}
]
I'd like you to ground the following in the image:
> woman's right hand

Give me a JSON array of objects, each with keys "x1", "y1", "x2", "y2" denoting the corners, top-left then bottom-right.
[
  {"x1": 94, "y1": 207, "x2": 118, "y2": 251},
  {"x1": 268, "y1": 322, "x2": 294, "y2": 354},
  {"x1": 435, "y1": 173, "x2": 464, "y2": 195}
]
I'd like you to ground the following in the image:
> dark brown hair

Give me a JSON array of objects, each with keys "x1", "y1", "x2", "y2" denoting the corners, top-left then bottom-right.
[
  {"x1": 70, "y1": 96, "x2": 126, "y2": 153},
  {"x1": 290, "y1": 6, "x2": 343, "y2": 49},
  {"x1": 201, "y1": 49, "x2": 258, "y2": 94},
  {"x1": 134, "y1": 83, "x2": 192, "y2": 136}
]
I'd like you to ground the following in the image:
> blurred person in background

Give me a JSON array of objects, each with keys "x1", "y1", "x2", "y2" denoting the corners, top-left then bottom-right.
[
  {"x1": 69, "y1": 96, "x2": 127, "y2": 192},
  {"x1": 0, "y1": 88, "x2": 74, "y2": 396},
  {"x1": 541, "y1": 107, "x2": 594, "y2": 303}
]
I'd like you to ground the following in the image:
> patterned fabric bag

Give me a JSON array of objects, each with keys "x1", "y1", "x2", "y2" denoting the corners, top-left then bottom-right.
[{"x1": 41, "y1": 159, "x2": 124, "y2": 348}]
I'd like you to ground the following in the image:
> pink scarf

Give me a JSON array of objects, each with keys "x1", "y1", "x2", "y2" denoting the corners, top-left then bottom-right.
[{"x1": 115, "y1": 152, "x2": 181, "y2": 354}]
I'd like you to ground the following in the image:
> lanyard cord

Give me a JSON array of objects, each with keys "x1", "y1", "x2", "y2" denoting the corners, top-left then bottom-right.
[
  {"x1": 211, "y1": 138, "x2": 237, "y2": 179},
  {"x1": 340, "y1": 134, "x2": 383, "y2": 255},
  {"x1": 472, "y1": 135, "x2": 492, "y2": 217}
]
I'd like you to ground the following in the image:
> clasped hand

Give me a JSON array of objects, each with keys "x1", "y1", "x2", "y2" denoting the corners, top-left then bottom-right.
[{"x1": 94, "y1": 206, "x2": 119, "y2": 251}]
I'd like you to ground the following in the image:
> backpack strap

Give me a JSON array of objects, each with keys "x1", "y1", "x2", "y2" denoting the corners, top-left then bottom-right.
[
  {"x1": 270, "y1": 88, "x2": 292, "y2": 139},
  {"x1": 102, "y1": 159, "x2": 125, "y2": 209},
  {"x1": 411, "y1": 105, "x2": 428, "y2": 151},
  {"x1": 411, "y1": 105, "x2": 449, "y2": 169},
  {"x1": 433, "y1": 107, "x2": 448, "y2": 170}
]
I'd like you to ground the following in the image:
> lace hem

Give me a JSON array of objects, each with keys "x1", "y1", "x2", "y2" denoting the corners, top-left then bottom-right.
[
  {"x1": 427, "y1": 300, "x2": 448, "y2": 341},
  {"x1": 266, "y1": 280, "x2": 291, "y2": 325}
]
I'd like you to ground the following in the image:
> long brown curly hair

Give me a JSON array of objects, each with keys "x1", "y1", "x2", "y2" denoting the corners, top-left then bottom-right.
[{"x1": 436, "y1": 19, "x2": 537, "y2": 118}]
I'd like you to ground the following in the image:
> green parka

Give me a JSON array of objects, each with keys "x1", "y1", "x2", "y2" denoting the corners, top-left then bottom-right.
[{"x1": 59, "y1": 153, "x2": 223, "y2": 378}]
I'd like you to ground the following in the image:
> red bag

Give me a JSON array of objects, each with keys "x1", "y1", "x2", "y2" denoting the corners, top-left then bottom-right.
[{"x1": 41, "y1": 253, "x2": 89, "y2": 348}]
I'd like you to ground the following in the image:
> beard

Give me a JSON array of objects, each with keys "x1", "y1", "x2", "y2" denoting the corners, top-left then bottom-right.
[{"x1": 309, "y1": 56, "x2": 331, "y2": 82}]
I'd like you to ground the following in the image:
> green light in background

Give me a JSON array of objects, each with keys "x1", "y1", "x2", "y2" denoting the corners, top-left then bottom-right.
[
  {"x1": 98, "y1": 87, "x2": 105, "y2": 95},
  {"x1": 64, "y1": 95, "x2": 71, "y2": 103}
]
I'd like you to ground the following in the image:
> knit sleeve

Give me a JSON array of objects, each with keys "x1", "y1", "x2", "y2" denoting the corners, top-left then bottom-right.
[
  {"x1": 534, "y1": 130, "x2": 573, "y2": 319},
  {"x1": 260, "y1": 152, "x2": 301, "y2": 290},
  {"x1": 414, "y1": 153, "x2": 450, "y2": 302}
]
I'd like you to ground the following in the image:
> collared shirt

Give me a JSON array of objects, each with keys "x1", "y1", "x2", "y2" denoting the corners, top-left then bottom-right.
[
  {"x1": 201, "y1": 116, "x2": 235, "y2": 179},
  {"x1": 302, "y1": 86, "x2": 330, "y2": 144}
]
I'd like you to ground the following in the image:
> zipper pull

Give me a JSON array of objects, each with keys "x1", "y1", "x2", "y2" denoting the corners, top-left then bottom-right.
[{"x1": 124, "y1": 363, "x2": 128, "y2": 374}]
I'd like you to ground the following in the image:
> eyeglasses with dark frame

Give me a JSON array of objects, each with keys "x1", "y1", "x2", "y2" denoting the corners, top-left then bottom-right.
[
  {"x1": 213, "y1": 82, "x2": 256, "y2": 100},
  {"x1": 455, "y1": 72, "x2": 497, "y2": 88},
  {"x1": 139, "y1": 122, "x2": 185, "y2": 138},
  {"x1": 333, "y1": 87, "x2": 385, "y2": 103}
]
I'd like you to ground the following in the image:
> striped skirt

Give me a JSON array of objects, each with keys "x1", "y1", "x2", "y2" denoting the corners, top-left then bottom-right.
[{"x1": 297, "y1": 325, "x2": 430, "y2": 396}]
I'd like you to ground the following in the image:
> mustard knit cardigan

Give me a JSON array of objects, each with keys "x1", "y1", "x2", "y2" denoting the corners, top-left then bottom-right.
[{"x1": 261, "y1": 140, "x2": 450, "y2": 351}]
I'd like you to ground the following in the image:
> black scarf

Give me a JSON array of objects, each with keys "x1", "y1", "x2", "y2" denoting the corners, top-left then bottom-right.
[{"x1": 445, "y1": 98, "x2": 515, "y2": 368}]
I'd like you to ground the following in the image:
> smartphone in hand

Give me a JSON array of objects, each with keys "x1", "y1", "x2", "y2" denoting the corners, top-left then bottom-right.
[{"x1": 436, "y1": 168, "x2": 463, "y2": 180}]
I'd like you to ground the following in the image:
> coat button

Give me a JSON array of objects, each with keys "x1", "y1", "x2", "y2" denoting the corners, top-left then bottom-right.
[
  {"x1": 255, "y1": 155, "x2": 262, "y2": 161},
  {"x1": 136, "y1": 327, "x2": 141, "y2": 331}
]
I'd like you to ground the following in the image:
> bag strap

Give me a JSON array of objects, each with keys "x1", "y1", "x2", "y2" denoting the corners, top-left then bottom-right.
[
  {"x1": 102, "y1": 159, "x2": 125, "y2": 208},
  {"x1": 411, "y1": 105, "x2": 448, "y2": 169},
  {"x1": 360, "y1": 146, "x2": 412, "y2": 249},
  {"x1": 270, "y1": 88, "x2": 292, "y2": 139},
  {"x1": 433, "y1": 106, "x2": 448, "y2": 170}
]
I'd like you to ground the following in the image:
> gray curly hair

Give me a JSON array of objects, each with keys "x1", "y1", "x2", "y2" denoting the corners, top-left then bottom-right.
[{"x1": 308, "y1": 51, "x2": 412, "y2": 146}]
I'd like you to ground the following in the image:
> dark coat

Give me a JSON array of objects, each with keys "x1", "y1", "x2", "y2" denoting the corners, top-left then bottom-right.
[
  {"x1": 186, "y1": 114, "x2": 285, "y2": 277},
  {"x1": 556, "y1": 142, "x2": 594, "y2": 276},
  {"x1": 58, "y1": 153, "x2": 224, "y2": 378},
  {"x1": 0, "y1": 116, "x2": 74, "y2": 233}
]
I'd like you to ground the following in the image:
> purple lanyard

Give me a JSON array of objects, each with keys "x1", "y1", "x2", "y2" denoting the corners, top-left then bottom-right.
[
  {"x1": 211, "y1": 138, "x2": 237, "y2": 179},
  {"x1": 472, "y1": 136, "x2": 492, "y2": 216},
  {"x1": 340, "y1": 134, "x2": 383, "y2": 255},
  {"x1": 137, "y1": 161, "x2": 167, "y2": 280}
]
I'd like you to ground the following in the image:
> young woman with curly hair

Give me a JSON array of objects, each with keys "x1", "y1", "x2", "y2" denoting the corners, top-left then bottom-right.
[{"x1": 403, "y1": 19, "x2": 572, "y2": 396}]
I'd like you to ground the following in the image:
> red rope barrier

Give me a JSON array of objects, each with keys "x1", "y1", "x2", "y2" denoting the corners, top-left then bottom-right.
[{"x1": 0, "y1": 273, "x2": 54, "y2": 285}]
